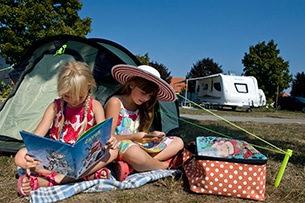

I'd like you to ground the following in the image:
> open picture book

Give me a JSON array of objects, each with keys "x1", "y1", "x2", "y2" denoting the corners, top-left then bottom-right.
[{"x1": 20, "y1": 118, "x2": 112, "y2": 179}]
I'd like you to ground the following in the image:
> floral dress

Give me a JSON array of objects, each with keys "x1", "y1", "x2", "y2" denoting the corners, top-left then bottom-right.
[
  {"x1": 114, "y1": 96, "x2": 174, "y2": 159},
  {"x1": 49, "y1": 98, "x2": 95, "y2": 145}
]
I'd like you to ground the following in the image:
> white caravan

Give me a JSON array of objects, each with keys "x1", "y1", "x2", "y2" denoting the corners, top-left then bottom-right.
[{"x1": 193, "y1": 73, "x2": 266, "y2": 110}]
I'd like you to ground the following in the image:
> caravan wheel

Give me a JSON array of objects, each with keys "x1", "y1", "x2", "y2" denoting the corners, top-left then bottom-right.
[
  {"x1": 302, "y1": 107, "x2": 305, "y2": 113},
  {"x1": 246, "y1": 108, "x2": 252, "y2": 112}
]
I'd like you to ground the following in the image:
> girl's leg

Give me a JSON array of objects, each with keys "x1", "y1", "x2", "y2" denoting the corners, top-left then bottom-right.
[
  {"x1": 153, "y1": 137, "x2": 184, "y2": 161},
  {"x1": 15, "y1": 147, "x2": 74, "y2": 196},
  {"x1": 14, "y1": 148, "x2": 29, "y2": 171},
  {"x1": 123, "y1": 145, "x2": 168, "y2": 172},
  {"x1": 15, "y1": 147, "x2": 62, "y2": 175}
]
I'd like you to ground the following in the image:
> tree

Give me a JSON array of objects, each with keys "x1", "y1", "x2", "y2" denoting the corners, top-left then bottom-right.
[
  {"x1": 186, "y1": 58, "x2": 223, "y2": 92},
  {"x1": 136, "y1": 53, "x2": 172, "y2": 84},
  {"x1": 135, "y1": 53, "x2": 150, "y2": 65},
  {"x1": 242, "y1": 40, "x2": 292, "y2": 100},
  {"x1": 290, "y1": 72, "x2": 305, "y2": 97},
  {"x1": 149, "y1": 61, "x2": 172, "y2": 84},
  {"x1": 0, "y1": 0, "x2": 92, "y2": 65}
]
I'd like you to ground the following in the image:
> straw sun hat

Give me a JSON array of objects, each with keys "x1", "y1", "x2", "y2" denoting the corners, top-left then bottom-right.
[{"x1": 111, "y1": 64, "x2": 177, "y2": 102}]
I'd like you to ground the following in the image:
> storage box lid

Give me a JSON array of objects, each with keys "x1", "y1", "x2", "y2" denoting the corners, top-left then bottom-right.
[{"x1": 196, "y1": 136, "x2": 267, "y2": 164}]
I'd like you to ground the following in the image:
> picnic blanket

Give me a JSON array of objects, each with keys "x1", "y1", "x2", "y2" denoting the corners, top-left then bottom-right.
[{"x1": 17, "y1": 168, "x2": 181, "y2": 203}]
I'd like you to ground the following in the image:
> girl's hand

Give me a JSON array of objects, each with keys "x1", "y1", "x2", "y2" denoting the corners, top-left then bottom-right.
[
  {"x1": 150, "y1": 131, "x2": 166, "y2": 138},
  {"x1": 132, "y1": 132, "x2": 147, "y2": 142},
  {"x1": 106, "y1": 136, "x2": 118, "y2": 150},
  {"x1": 141, "y1": 131, "x2": 165, "y2": 143},
  {"x1": 24, "y1": 154, "x2": 41, "y2": 175},
  {"x1": 151, "y1": 131, "x2": 166, "y2": 142}
]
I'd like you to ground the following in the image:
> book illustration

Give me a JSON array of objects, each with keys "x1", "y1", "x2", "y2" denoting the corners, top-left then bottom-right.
[
  {"x1": 196, "y1": 136, "x2": 267, "y2": 161},
  {"x1": 79, "y1": 136, "x2": 108, "y2": 175},
  {"x1": 43, "y1": 149, "x2": 73, "y2": 177},
  {"x1": 20, "y1": 117, "x2": 112, "y2": 179}
]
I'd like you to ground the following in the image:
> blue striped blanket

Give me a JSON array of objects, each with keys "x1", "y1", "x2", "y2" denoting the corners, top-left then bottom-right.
[{"x1": 18, "y1": 168, "x2": 181, "y2": 203}]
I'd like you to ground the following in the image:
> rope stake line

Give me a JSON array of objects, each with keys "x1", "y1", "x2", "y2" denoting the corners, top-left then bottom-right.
[
  {"x1": 0, "y1": 66, "x2": 13, "y2": 72},
  {"x1": 160, "y1": 109, "x2": 284, "y2": 155},
  {"x1": 161, "y1": 93, "x2": 293, "y2": 187},
  {"x1": 177, "y1": 94, "x2": 287, "y2": 154}
]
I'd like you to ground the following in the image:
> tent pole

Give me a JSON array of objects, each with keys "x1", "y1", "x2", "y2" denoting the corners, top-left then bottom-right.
[{"x1": 184, "y1": 79, "x2": 188, "y2": 106}]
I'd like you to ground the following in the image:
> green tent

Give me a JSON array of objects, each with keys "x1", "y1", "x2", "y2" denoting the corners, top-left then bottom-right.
[{"x1": 0, "y1": 35, "x2": 180, "y2": 153}]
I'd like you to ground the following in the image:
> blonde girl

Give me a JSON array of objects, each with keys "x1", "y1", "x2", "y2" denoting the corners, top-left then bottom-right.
[{"x1": 15, "y1": 61, "x2": 118, "y2": 196}]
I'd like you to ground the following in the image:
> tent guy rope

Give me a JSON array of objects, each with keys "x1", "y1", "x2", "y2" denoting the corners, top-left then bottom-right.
[{"x1": 159, "y1": 94, "x2": 293, "y2": 188}]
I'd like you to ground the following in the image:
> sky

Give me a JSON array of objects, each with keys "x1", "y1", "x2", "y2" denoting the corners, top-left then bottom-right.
[{"x1": 78, "y1": 0, "x2": 305, "y2": 80}]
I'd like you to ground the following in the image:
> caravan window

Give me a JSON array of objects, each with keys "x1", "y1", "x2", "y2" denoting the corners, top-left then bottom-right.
[
  {"x1": 202, "y1": 84, "x2": 208, "y2": 90},
  {"x1": 234, "y1": 83, "x2": 248, "y2": 93},
  {"x1": 214, "y1": 82, "x2": 221, "y2": 91}
]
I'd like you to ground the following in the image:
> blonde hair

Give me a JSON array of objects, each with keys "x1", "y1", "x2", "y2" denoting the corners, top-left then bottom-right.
[
  {"x1": 57, "y1": 61, "x2": 96, "y2": 99},
  {"x1": 56, "y1": 61, "x2": 96, "y2": 139}
]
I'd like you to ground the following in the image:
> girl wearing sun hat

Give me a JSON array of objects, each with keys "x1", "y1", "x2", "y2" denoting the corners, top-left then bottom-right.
[{"x1": 104, "y1": 64, "x2": 184, "y2": 181}]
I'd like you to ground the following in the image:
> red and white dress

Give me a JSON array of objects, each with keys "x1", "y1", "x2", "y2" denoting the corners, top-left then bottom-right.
[{"x1": 49, "y1": 98, "x2": 95, "y2": 145}]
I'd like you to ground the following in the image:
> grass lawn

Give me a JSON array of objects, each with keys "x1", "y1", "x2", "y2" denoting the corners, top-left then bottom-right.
[{"x1": 0, "y1": 107, "x2": 304, "y2": 203}]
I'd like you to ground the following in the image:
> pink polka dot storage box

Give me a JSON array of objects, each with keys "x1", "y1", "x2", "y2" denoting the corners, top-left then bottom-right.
[{"x1": 183, "y1": 136, "x2": 267, "y2": 201}]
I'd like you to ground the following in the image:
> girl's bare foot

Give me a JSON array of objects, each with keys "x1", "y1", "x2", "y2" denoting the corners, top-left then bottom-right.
[{"x1": 17, "y1": 173, "x2": 57, "y2": 196}]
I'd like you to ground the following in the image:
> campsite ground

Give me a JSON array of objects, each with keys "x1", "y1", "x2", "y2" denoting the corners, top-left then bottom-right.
[{"x1": 0, "y1": 107, "x2": 305, "y2": 203}]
